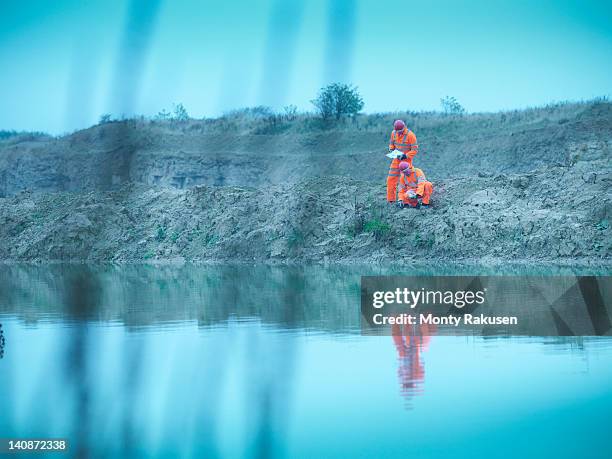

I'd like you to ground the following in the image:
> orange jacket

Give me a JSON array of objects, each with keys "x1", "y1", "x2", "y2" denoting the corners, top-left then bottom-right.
[
  {"x1": 400, "y1": 167, "x2": 427, "y2": 195},
  {"x1": 389, "y1": 128, "x2": 418, "y2": 161}
]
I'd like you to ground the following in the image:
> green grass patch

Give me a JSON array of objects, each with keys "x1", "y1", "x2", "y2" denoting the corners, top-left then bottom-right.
[
  {"x1": 156, "y1": 225, "x2": 167, "y2": 241},
  {"x1": 205, "y1": 233, "x2": 219, "y2": 246},
  {"x1": 364, "y1": 219, "x2": 391, "y2": 240}
]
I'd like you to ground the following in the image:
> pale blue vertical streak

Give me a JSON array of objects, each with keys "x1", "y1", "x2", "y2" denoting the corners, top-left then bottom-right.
[
  {"x1": 258, "y1": 0, "x2": 306, "y2": 108},
  {"x1": 110, "y1": 0, "x2": 163, "y2": 116},
  {"x1": 324, "y1": 0, "x2": 358, "y2": 85}
]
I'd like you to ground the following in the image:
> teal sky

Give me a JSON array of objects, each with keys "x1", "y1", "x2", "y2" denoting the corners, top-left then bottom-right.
[{"x1": 0, "y1": 0, "x2": 610, "y2": 134}]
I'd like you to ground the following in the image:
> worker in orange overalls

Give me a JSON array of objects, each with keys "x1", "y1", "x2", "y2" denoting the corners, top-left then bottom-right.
[
  {"x1": 387, "y1": 120, "x2": 418, "y2": 203},
  {"x1": 397, "y1": 161, "x2": 433, "y2": 208}
]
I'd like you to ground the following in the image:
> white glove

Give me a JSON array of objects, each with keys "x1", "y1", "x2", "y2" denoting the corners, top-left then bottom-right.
[{"x1": 407, "y1": 190, "x2": 417, "y2": 199}]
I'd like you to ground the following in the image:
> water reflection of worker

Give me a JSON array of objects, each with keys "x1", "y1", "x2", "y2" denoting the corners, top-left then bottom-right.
[{"x1": 391, "y1": 322, "x2": 436, "y2": 406}]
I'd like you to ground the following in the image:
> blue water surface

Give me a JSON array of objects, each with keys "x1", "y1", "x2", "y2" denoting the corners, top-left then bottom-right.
[{"x1": 0, "y1": 264, "x2": 610, "y2": 458}]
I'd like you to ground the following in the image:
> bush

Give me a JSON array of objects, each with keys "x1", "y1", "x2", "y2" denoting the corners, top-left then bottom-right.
[
  {"x1": 173, "y1": 103, "x2": 189, "y2": 121},
  {"x1": 156, "y1": 225, "x2": 167, "y2": 241},
  {"x1": 98, "y1": 114, "x2": 112, "y2": 124},
  {"x1": 0, "y1": 130, "x2": 19, "y2": 140},
  {"x1": 156, "y1": 109, "x2": 172, "y2": 121},
  {"x1": 312, "y1": 83, "x2": 364, "y2": 120},
  {"x1": 0, "y1": 130, "x2": 49, "y2": 141},
  {"x1": 364, "y1": 219, "x2": 391, "y2": 240},
  {"x1": 345, "y1": 197, "x2": 369, "y2": 238},
  {"x1": 283, "y1": 104, "x2": 298, "y2": 121},
  {"x1": 440, "y1": 96, "x2": 466, "y2": 115}
]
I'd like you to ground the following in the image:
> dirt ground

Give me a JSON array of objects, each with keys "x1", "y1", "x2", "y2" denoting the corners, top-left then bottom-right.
[{"x1": 0, "y1": 101, "x2": 610, "y2": 264}]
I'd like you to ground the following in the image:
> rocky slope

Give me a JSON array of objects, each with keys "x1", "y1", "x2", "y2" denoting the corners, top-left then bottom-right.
[
  {"x1": 0, "y1": 101, "x2": 610, "y2": 264},
  {"x1": 0, "y1": 163, "x2": 609, "y2": 264},
  {"x1": 1, "y1": 100, "x2": 610, "y2": 196}
]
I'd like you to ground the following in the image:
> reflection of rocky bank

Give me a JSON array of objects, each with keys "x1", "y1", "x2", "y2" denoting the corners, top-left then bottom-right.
[
  {"x1": 2, "y1": 266, "x2": 610, "y2": 337},
  {"x1": 0, "y1": 264, "x2": 363, "y2": 332}
]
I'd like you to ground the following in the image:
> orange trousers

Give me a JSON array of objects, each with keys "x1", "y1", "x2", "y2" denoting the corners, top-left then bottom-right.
[
  {"x1": 386, "y1": 157, "x2": 412, "y2": 202},
  {"x1": 398, "y1": 181, "x2": 433, "y2": 207}
]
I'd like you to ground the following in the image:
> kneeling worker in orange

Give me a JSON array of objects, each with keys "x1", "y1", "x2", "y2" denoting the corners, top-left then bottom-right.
[
  {"x1": 397, "y1": 161, "x2": 433, "y2": 208},
  {"x1": 387, "y1": 120, "x2": 418, "y2": 203}
]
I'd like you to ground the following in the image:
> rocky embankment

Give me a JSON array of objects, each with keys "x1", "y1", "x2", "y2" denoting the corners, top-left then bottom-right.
[
  {"x1": 0, "y1": 101, "x2": 610, "y2": 264},
  {"x1": 0, "y1": 162, "x2": 609, "y2": 264}
]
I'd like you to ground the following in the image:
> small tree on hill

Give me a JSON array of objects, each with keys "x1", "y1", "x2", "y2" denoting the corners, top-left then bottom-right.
[
  {"x1": 156, "y1": 109, "x2": 171, "y2": 121},
  {"x1": 173, "y1": 103, "x2": 189, "y2": 121},
  {"x1": 283, "y1": 104, "x2": 298, "y2": 121},
  {"x1": 99, "y1": 114, "x2": 112, "y2": 124},
  {"x1": 312, "y1": 83, "x2": 364, "y2": 120},
  {"x1": 441, "y1": 96, "x2": 465, "y2": 115}
]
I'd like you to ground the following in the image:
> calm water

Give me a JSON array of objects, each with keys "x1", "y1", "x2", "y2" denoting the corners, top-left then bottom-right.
[{"x1": 1, "y1": 265, "x2": 611, "y2": 458}]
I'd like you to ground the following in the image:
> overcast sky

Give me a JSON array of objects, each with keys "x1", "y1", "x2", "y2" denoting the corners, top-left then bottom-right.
[{"x1": 1, "y1": 0, "x2": 610, "y2": 134}]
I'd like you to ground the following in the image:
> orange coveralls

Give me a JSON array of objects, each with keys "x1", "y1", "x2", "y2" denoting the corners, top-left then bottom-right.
[
  {"x1": 387, "y1": 128, "x2": 418, "y2": 202},
  {"x1": 398, "y1": 167, "x2": 433, "y2": 207}
]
